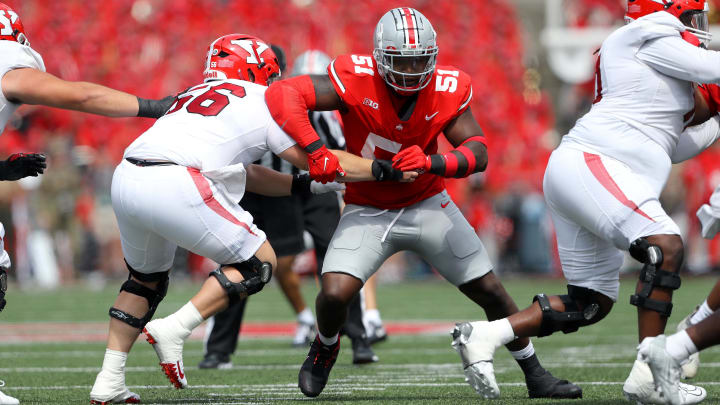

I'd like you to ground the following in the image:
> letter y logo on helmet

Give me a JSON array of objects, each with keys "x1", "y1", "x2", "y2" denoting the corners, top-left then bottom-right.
[
  {"x1": 203, "y1": 34, "x2": 282, "y2": 86},
  {"x1": 0, "y1": 2, "x2": 29, "y2": 46}
]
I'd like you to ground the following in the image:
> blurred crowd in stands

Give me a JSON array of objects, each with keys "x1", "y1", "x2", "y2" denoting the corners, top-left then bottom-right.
[{"x1": 3, "y1": 0, "x2": 720, "y2": 288}]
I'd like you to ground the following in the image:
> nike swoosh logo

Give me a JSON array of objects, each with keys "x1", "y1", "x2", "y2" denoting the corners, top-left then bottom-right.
[
  {"x1": 323, "y1": 157, "x2": 329, "y2": 171},
  {"x1": 177, "y1": 361, "x2": 185, "y2": 379},
  {"x1": 425, "y1": 111, "x2": 439, "y2": 120},
  {"x1": 441, "y1": 201, "x2": 450, "y2": 208}
]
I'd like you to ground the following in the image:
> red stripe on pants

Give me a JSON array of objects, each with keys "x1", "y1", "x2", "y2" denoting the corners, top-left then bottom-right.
[
  {"x1": 583, "y1": 152, "x2": 654, "y2": 222},
  {"x1": 187, "y1": 167, "x2": 256, "y2": 235}
]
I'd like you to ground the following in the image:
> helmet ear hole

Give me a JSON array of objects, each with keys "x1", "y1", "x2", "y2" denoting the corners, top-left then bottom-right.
[{"x1": 246, "y1": 69, "x2": 256, "y2": 83}]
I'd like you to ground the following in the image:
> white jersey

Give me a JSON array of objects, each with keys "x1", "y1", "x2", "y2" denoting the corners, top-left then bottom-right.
[
  {"x1": 124, "y1": 79, "x2": 295, "y2": 171},
  {"x1": 0, "y1": 41, "x2": 45, "y2": 133},
  {"x1": 563, "y1": 11, "x2": 720, "y2": 192}
]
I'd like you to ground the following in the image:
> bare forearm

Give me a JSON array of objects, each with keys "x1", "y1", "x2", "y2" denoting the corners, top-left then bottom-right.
[
  {"x1": 2, "y1": 68, "x2": 140, "y2": 117},
  {"x1": 332, "y1": 150, "x2": 375, "y2": 182},
  {"x1": 245, "y1": 165, "x2": 292, "y2": 196}
]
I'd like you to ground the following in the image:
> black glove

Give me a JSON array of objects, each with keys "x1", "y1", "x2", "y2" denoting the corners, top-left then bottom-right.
[
  {"x1": 0, "y1": 267, "x2": 7, "y2": 313},
  {"x1": 372, "y1": 159, "x2": 403, "y2": 181},
  {"x1": 137, "y1": 95, "x2": 176, "y2": 119},
  {"x1": 0, "y1": 153, "x2": 46, "y2": 181}
]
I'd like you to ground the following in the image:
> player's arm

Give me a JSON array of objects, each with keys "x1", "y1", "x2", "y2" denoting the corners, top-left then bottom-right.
[
  {"x1": 392, "y1": 107, "x2": 488, "y2": 177},
  {"x1": 265, "y1": 75, "x2": 345, "y2": 183},
  {"x1": 277, "y1": 145, "x2": 417, "y2": 183},
  {"x1": 244, "y1": 164, "x2": 344, "y2": 197},
  {"x1": 1, "y1": 68, "x2": 174, "y2": 118},
  {"x1": 673, "y1": 115, "x2": 720, "y2": 163},
  {"x1": 637, "y1": 35, "x2": 720, "y2": 84},
  {"x1": 689, "y1": 86, "x2": 713, "y2": 126}
]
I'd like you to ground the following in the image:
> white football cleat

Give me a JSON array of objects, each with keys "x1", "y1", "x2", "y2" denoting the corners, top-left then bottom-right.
[
  {"x1": 451, "y1": 322, "x2": 502, "y2": 399},
  {"x1": 676, "y1": 308, "x2": 700, "y2": 379},
  {"x1": 89, "y1": 371, "x2": 140, "y2": 404},
  {"x1": 638, "y1": 336, "x2": 682, "y2": 405},
  {"x1": 0, "y1": 381, "x2": 19, "y2": 405},
  {"x1": 292, "y1": 319, "x2": 316, "y2": 347},
  {"x1": 144, "y1": 317, "x2": 191, "y2": 389},
  {"x1": 623, "y1": 358, "x2": 705, "y2": 405}
]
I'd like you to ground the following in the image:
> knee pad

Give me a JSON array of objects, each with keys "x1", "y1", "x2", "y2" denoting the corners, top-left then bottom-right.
[
  {"x1": 533, "y1": 285, "x2": 601, "y2": 337},
  {"x1": 628, "y1": 238, "x2": 681, "y2": 317},
  {"x1": 109, "y1": 262, "x2": 169, "y2": 329},
  {"x1": 210, "y1": 256, "x2": 273, "y2": 304}
]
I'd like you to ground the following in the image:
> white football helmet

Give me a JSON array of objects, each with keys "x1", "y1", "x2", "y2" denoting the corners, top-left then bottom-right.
[
  {"x1": 291, "y1": 50, "x2": 332, "y2": 76},
  {"x1": 373, "y1": 7, "x2": 438, "y2": 92}
]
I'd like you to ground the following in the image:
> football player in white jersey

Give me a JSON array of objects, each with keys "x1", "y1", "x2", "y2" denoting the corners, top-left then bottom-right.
[
  {"x1": 0, "y1": 3, "x2": 174, "y2": 404},
  {"x1": 89, "y1": 34, "x2": 416, "y2": 404},
  {"x1": 449, "y1": 0, "x2": 720, "y2": 403}
]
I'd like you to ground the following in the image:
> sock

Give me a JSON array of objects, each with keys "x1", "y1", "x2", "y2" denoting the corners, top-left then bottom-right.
[
  {"x1": 297, "y1": 307, "x2": 314, "y2": 325},
  {"x1": 365, "y1": 308, "x2": 382, "y2": 325},
  {"x1": 101, "y1": 349, "x2": 128, "y2": 375},
  {"x1": 171, "y1": 302, "x2": 204, "y2": 331},
  {"x1": 690, "y1": 300, "x2": 714, "y2": 325},
  {"x1": 509, "y1": 341, "x2": 535, "y2": 361},
  {"x1": 516, "y1": 353, "x2": 548, "y2": 377},
  {"x1": 317, "y1": 332, "x2": 339, "y2": 346},
  {"x1": 470, "y1": 318, "x2": 516, "y2": 346},
  {"x1": 666, "y1": 330, "x2": 698, "y2": 363}
]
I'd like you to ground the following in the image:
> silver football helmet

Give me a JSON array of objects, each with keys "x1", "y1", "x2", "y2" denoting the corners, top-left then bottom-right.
[
  {"x1": 373, "y1": 7, "x2": 438, "y2": 92},
  {"x1": 291, "y1": 50, "x2": 332, "y2": 76}
]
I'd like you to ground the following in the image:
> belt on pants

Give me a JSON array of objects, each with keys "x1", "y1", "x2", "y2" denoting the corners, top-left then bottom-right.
[{"x1": 125, "y1": 157, "x2": 177, "y2": 167}]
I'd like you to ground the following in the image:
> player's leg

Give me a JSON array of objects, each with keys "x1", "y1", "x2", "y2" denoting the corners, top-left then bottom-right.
[
  {"x1": 298, "y1": 204, "x2": 396, "y2": 397},
  {"x1": 640, "y1": 310, "x2": 720, "y2": 405},
  {"x1": 675, "y1": 278, "x2": 720, "y2": 378},
  {"x1": 247, "y1": 193, "x2": 314, "y2": 346},
  {"x1": 199, "y1": 298, "x2": 247, "y2": 369},
  {"x1": 0, "y1": 225, "x2": 19, "y2": 405},
  {"x1": 91, "y1": 161, "x2": 176, "y2": 404},
  {"x1": 305, "y1": 192, "x2": 377, "y2": 361},
  {"x1": 413, "y1": 191, "x2": 581, "y2": 399},
  {"x1": 362, "y1": 273, "x2": 387, "y2": 344}
]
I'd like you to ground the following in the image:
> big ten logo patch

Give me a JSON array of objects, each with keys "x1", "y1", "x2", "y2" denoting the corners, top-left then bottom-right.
[{"x1": 363, "y1": 98, "x2": 379, "y2": 110}]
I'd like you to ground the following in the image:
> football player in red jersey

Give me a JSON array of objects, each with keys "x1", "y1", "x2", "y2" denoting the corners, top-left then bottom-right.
[{"x1": 265, "y1": 7, "x2": 581, "y2": 400}]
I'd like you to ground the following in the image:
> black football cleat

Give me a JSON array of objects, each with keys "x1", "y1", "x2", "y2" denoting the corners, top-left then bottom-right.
[
  {"x1": 351, "y1": 335, "x2": 379, "y2": 364},
  {"x1": 298, "y1": 336, "x2": 340, "y2": 397},
  {"x1": 526, "y1": 369, "x2": 583, "y2": 399},
  {"x1": 198, "y1": 352, "x2": 232, "y2": 369}
]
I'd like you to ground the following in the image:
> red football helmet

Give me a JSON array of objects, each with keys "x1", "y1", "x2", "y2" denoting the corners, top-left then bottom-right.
[
  {"x1": 0, "y1": 2, "x2": 29, "y2": 45},
  {"x1": 625, "y1": 0, "x2": 711, "y2": 44},
  {"x1": 203, "y1": 34, "x2": 281, "y2": 85}
]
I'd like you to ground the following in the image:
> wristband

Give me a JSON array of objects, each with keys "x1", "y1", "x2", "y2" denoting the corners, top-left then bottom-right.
[{"x1": 291, "y1": 173, "x2": 312, "y2": 196}]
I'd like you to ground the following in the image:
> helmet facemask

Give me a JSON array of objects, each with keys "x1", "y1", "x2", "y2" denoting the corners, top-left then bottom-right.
[
  {"x1": 681, "y1": 6, "x2": 712, "y2": 46},
  {"x1": 374, "y1": 47, "x2": 438, "y2": 92}
]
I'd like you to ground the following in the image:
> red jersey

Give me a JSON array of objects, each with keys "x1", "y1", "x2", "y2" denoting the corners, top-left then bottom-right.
[
  {"x1": 698, "y1": 83, "x2": 720, "y2": 113},
  {"x1": 327, "y1": 54, "x2": 473, "y2": 209}
]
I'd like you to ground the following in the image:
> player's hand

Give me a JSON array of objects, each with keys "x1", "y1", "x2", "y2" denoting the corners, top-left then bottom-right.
[
  {"x1": 392, "y1": 145, "x2": 431, "y2": 173},
  {"x1": 0, "y1": 153, "x2": 47, "y2": 181},
  {"x1": 310, "y1": 180, "x2": 346, "y2": 194},
  {"x1": 137, "y1": 95, "x2": 177, "y2": 119},
  {"x1": 400, "y1": 171, "x2": 419, "y2": 183},
  {"x1": 307, "y1": 146, "x2": 345, "y2": 183}
]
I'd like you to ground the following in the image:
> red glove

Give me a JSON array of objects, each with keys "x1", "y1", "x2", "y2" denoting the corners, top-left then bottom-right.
[
  {"x1": 392, "y1": 145, "x2": 430, "y2": 173},
  {"x1": 308, "y1": 146, "x2": 345, "y2": 183}
]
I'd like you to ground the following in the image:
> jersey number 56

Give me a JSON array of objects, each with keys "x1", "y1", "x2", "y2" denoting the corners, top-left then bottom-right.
[{"x1": 166, "y1": 83, "x2": 247, "y2": 117}]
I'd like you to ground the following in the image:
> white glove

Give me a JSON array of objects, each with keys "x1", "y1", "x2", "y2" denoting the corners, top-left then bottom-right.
[{"x1": 310, "y1": 180, "x2": 345, "y2": 195}]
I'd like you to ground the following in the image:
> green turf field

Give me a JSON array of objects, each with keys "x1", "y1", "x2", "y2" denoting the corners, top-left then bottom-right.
[{"x1": 1, "y1": 276, "x2": 719, "y2": 404}]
